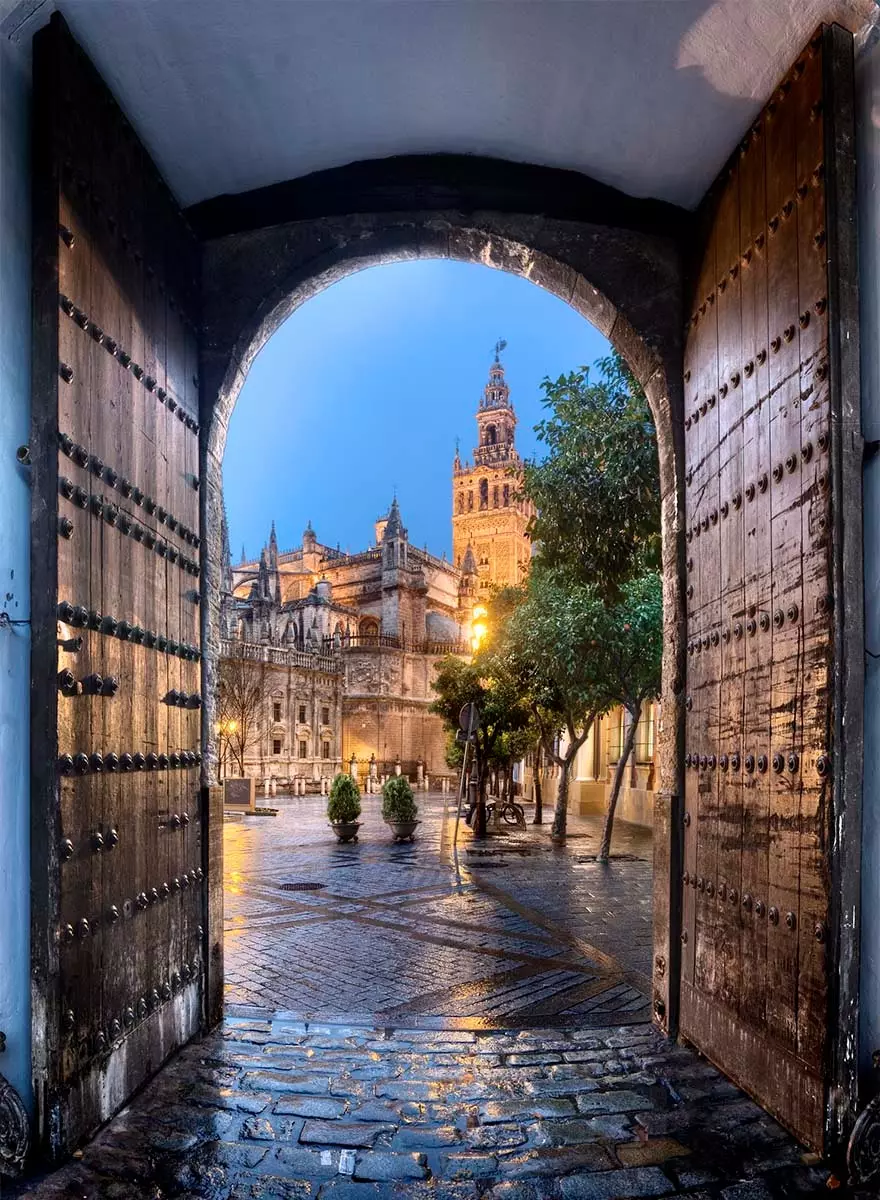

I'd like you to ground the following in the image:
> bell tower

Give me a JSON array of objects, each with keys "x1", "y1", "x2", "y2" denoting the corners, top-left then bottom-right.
[{"x1": 452, "y1": 343, "x2": 532, "y2": 592}]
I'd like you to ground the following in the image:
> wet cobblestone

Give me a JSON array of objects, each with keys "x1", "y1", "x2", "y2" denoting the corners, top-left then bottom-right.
[
  {"x1": 15, "y1": 797, "x2": 868, "y2": 1196},
  {"x1": 19, "y1": 1019, "x2": 855, "y2": 1197}
]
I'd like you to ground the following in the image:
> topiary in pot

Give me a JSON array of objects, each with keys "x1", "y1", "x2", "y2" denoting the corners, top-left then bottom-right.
[
  {"x1": 381, "y1": 776, "x2": 420, "y2": 842},
  {"x1": 328, "y1": 773, "x2": 362, "y2": 842}
]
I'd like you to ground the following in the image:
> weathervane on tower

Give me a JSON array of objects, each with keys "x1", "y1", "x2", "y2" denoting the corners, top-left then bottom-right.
[{"x1": 494, "y1": 338, "x2": 507, "y2": 361}]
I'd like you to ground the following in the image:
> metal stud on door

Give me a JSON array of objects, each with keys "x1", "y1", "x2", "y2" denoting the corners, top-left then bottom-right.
[
  {"x1": 31, "y1": 13, "x2": 204, "y2": 1156},
  {"x1": 679, "y1": 26, "x2": 862, "y2": 1156}
]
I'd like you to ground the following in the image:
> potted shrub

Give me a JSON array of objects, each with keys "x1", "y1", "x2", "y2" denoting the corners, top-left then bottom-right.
[
  {"x1": 382, "y1": 776, "x2": 420, "y2": 842},
  {"x1": 328, "y1": 773, "x2": 362, "y2": 842}
]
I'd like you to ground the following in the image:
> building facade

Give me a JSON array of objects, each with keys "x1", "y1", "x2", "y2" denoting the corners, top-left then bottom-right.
[
  {"x1": 452, "y1": 348, "x2": 533, "y2": 591},
  {"x1": 222, "y1": 500, "x2": 477, "y2": 783},
  {"x1": 221, "y1": 352, "x2": 532, "y2": 784}
]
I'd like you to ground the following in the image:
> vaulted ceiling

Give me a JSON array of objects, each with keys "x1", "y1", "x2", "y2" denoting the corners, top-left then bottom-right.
[{"x1": 6, "y1": 0, "x2": 875, "y2": 210}]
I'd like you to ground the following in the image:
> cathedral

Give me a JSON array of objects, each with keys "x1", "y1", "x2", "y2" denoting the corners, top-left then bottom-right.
[{"x1": 220, "y1": 350, "x2": 530, "y2": 785}]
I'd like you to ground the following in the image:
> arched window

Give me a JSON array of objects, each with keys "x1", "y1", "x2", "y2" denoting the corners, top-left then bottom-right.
[
  {"x1": 503, "y1": 484, "x2": 510, "y2": 506},
  {"x1": 493, "y1": 485, "x2": 499, "y2": 507},
  {"x1": 359, "y1": 617, "x2": 380, "y2": 645},
  {"x1": 457, "y1": 492, "x2": 464, "y2": 514},
  {"x1": 485, "y1": 424, "x2": 497, "y2": 445},
  {"x1": 479, "y1": 479, "x2": 489, "y2": 509},
  {"x1": 467, "y1": 490, "x2": 474, "y2": 511}
]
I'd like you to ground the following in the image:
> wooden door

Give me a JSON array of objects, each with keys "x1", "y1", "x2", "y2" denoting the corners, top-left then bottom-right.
[
  {"x1": 680, "y1": 25, "x2": 862, "y2": 1153},
  {"x1": 31, "y1": 13, "x2": 205, "y2": 1154}
]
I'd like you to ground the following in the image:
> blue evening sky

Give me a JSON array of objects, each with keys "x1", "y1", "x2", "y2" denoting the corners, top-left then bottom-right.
[{"x1": 223, "y1": 260, "x2": 610, "y2": 563}]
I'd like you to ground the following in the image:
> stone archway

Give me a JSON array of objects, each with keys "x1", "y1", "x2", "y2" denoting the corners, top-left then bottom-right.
[{"x1": 195, "y1": 176, "x2": 687, "y2": 1032}]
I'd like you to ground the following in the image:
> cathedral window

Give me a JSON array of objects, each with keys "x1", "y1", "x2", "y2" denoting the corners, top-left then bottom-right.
[
  {"x1": 486, "y1": 424, "x2": 497, "y2": 445},
  {"x1": 493, "y1": 485, "x2": 499, "y2": 507},
  {"x1": 323, "y1": 741, "x2": 331, "y2": 759},
  {"x1": 479, "y1": 479, "x2": 488, "y2": 509},
  {"x1": 272, "y1": 738, "x2": 282, "y2": 755},
  {"x1": 299, "y1": 739, "x2": 308, "y2": 759},
  {"x1": 457, "y1": 492, "x2": 464, "y2": 514},
  {"x1": 321, "y1": 706, "x2": 330, "y2": 725},
  {"x1": 503, "y1": 484, "x2": 510, "y2": 506},
  {"x1": 467, "y1": 491, "x2": 473, "y2": 511},
  {"x1": 273, "y1": 701, "x2": 282, "y2": 723},
  {"x1": 298, "y1": 703, "x2": 307, "y2": 724}
]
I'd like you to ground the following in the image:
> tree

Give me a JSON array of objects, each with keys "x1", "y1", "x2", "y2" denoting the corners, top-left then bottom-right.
[
  {"x1": 504, "y1": 572, "x2": 619, "y2": 839},
  {"x1": 430, "y1": 654, "x2": 528, "y2": 807},
  {"x1": 509, "y1": 351, "x2": 663, "y2": 851},
  {"x1": 522, "y1": 352, "x2": 660, "y2": 598},
  {"x1": 217, "y1": 652, "x2": 265, "y2": 777},
  {"x1": 594, "y1": 572, "x2": 663, "y2": 861}
]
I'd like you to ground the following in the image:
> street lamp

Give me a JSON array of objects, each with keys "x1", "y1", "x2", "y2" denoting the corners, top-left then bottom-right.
[{"x1": 471, "y1": 604, "x2": 488, "y2": 653}]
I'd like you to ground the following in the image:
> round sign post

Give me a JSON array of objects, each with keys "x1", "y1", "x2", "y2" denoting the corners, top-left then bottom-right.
[
  {"x1": 453, "y1": 703, "x2": 481, "y2": 844},
  {"x1": 458, "y1": 702, "x2": 480, "y2": 737}
]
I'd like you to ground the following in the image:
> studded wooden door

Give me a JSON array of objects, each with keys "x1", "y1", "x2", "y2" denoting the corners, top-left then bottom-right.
[
  {"x1": 680, "y1": 25, "x2": 862, "y2": 1154},
  {"x1": 31, "y1": 14, "x2": 205, "y2": 1154}
]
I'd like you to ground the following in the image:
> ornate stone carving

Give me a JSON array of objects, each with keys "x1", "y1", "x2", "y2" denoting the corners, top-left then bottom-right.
[
  {"x1": 848, "y1": 1091, "x2": 880, "y2": 1186},
  {"x1": 0, "y1": 1073, "x2": 29, "y2": 1177}
]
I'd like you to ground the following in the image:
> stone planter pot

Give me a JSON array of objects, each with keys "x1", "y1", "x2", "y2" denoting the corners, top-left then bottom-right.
[
  {"x1": 329, "y1": 820, "x2": 362, "y2": 843},
  {"x1": 385, "y1": 819, "x2": 420, "y2": 843}
]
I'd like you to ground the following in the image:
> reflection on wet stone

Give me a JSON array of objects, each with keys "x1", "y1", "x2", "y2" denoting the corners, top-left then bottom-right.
[{"x1": 14, "y1": 797, "x2": 846, "y2": 1197}]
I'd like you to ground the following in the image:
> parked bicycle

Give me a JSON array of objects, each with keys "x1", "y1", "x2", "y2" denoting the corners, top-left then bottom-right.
[{"x1": 485, "y1": 796, "x2": 526, "y2": 828}]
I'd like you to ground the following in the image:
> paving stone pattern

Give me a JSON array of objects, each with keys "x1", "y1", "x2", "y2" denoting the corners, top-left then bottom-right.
[
  {"x1": 223, "y1": 795, "x2": 653, "y2": 1027},
  {"x1": 21, "y1": 1019, "x2": 848, "y2": 1198},
  {"x1": 18, "y1": 796, "x2": 864, "y2": 1197}
]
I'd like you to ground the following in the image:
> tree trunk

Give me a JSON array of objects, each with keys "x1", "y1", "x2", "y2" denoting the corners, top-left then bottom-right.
[
  {"x1": 597, "y1": 702, "x2": 640, "y2": 863},
  {"x1": 533, "y1": 750, "x2": 543, "y2": 824},
  {"x1": 551, "y1": 756, "x2": 571, "y2": 839}
]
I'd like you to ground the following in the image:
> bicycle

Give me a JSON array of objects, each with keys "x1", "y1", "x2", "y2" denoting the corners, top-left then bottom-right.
[{"x1": 485, "y1": 796, "x2": 526, "y2": 828}]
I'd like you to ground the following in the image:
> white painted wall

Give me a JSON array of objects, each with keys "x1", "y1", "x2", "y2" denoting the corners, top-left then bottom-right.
[
  {"x1": 54, "y1": 0, "x2": 872, "y2": 210},
  {"x1": 857, "y1": 29, "x2": 880, "y2": 1079},
  {"x1": 0, "y1": 30, "x2": 33, "y2": 1108}
]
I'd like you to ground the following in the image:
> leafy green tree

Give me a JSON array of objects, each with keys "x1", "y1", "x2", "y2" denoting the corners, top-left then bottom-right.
[
  {"x1": 505, "y1": 351, "x2": 663, "y2": 852},
  {"x1": 594, "y1": 571, "x2": 663, "y2": 861},
  {"x1": 430, "y1": 654, "x2": 528, "y2": 805},
  {"x1": 504, "y1": 569, "x2": 662, "y2": 847},
  {"x1": 522, "y1": 352, "x2": 660, "y2": 598},
  {"x1": 504, "y1": 572, "x2": 618, "y2": 839}
]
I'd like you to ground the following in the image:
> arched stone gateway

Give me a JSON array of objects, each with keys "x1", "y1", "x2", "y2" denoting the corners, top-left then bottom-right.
[
  {"x1": 28, "y1": 10, "x2": 869, "y2": 1175},
  {"x1": 196, "y1": 194, "x2": 689, "y2": 1071}
]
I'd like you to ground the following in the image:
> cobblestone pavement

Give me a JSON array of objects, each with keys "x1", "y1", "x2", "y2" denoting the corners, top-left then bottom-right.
[
  {"x1": 20, "y1": 1018, "x2": 846, "y2": 1198},
  {"x1": 223, "y1": 794, "x2": 654, "y2": 1027},
  {"x1": 17, "y1": 795, "x2": 862, "y2": 1197}
]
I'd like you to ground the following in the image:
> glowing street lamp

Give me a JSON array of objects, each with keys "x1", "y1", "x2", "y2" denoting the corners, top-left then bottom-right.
[{"x1": 471, "y1": 605, "x2": 488, "y2": 653}]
